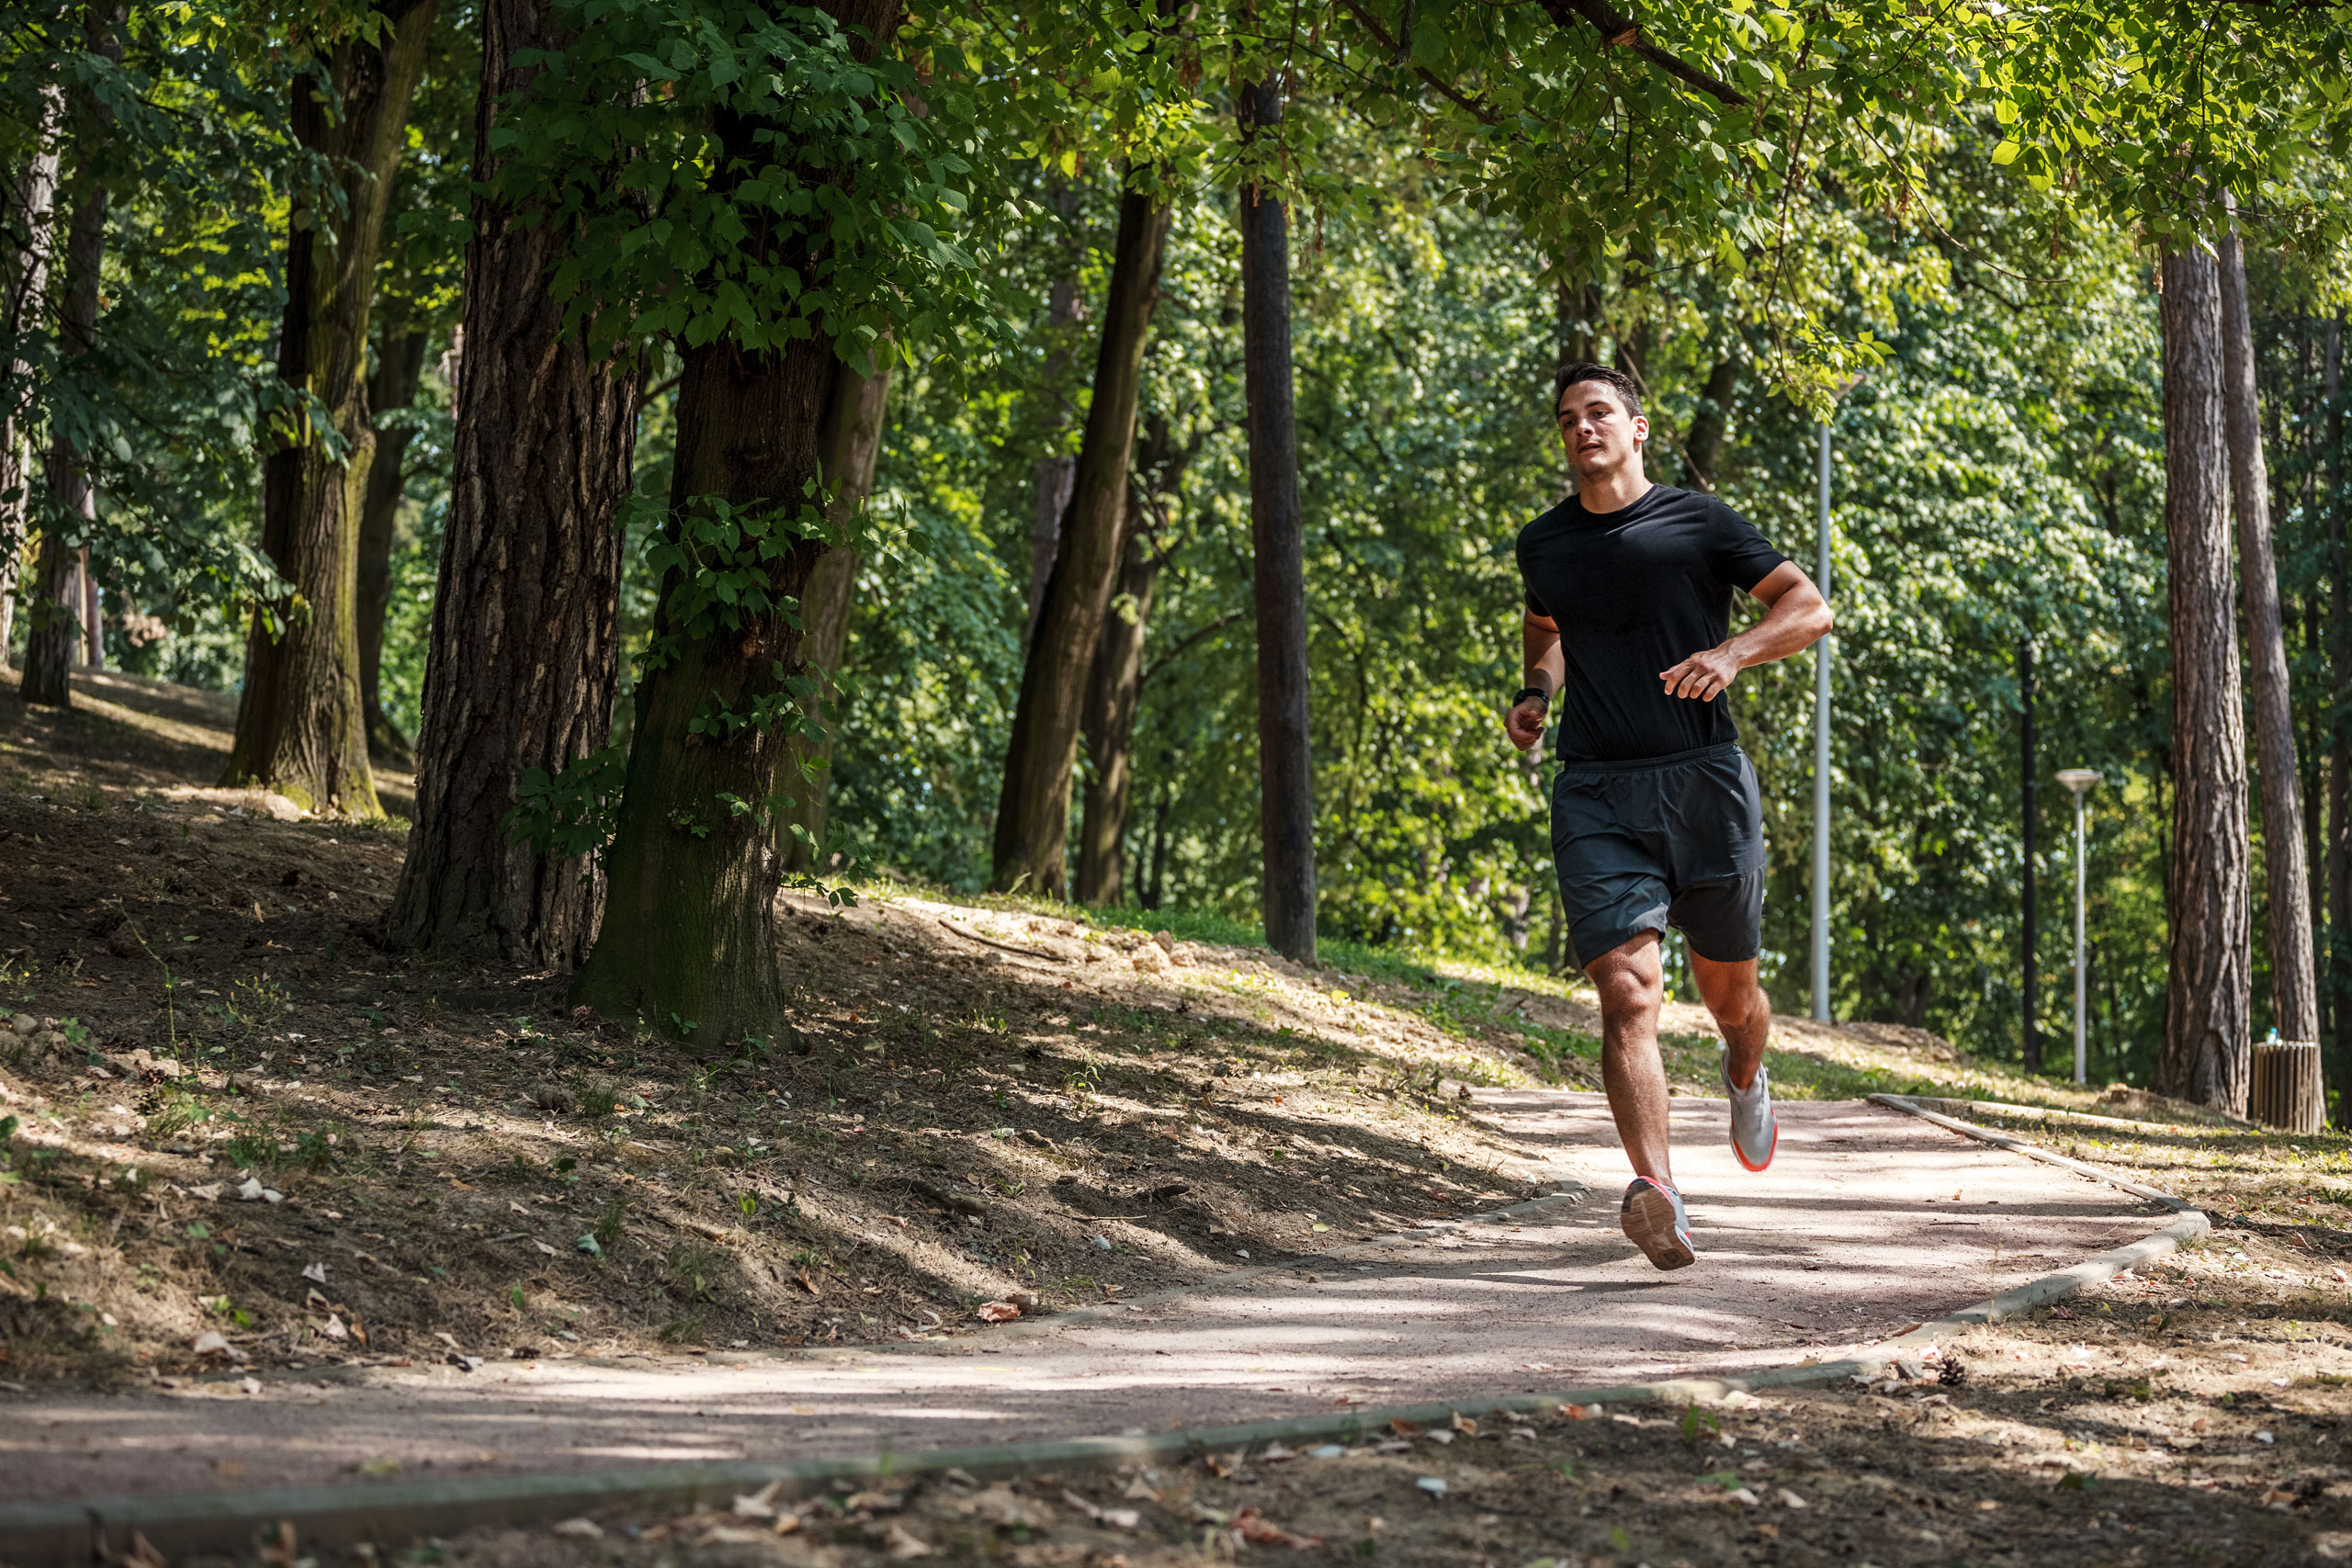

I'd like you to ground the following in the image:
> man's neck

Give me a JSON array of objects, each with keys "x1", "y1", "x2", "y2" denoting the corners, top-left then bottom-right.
[{"x1": 1575, "y1": 459, "x2": 1653, "y2": 516}]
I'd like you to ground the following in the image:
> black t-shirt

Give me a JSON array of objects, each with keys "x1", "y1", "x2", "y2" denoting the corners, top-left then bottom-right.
[{"x1": 1516, "y1": 483, "x2": 1790, "y2": 763}]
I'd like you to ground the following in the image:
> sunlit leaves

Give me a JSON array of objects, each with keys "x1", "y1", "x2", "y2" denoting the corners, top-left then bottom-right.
[{"x1": 492, "y1": 0, "x2": 987, "y2": 368}]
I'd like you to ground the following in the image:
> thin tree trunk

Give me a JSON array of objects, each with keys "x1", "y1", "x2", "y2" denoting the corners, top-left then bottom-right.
[
  {"x1": 20, "y1": 3, "x2": 119, "y2": 709},
  {"x1": 2155, "y1": 243, "x2": 2254, "y2": 1114},
  {"x1": 1075, "y1": 498, "x2": 1157, "y2": 905},
  {"x1": 2220, "y1": 228, "x2": 2321, "y2": 1045},
  {"x1": 388, "y1": 0, "x2": 641, "y2": 968},
  {"x1": 575, "y1": 0, "x2": 905, "y2": 1045},
  {"x1": 1024, "y1": 457, "x2": 1074, "y2": 649},
  {"x1": 0, "y1": 73, "x2": 65, "y2": 663},
  {"x1": 2328, "y1": 316, "x2": 2350, "y2": 1117},
  {"x1": 780, "y1": 353, "x2": 892, "y2": 874},
  {"x1": 989, "y1": 175, "x2": 1173, "y2": 897},
  {"x1": 357, "y1": 327, "x2": 428, "y2": 761},
  {"x1": 1238, "y1": 73, "x2": 1317, "y2": 963},
  {"x1": 1555, "y1": 267, "x2": 1598, "y2": 369},
  {"x1": 1682, "y1": 356, "x2": 1738, "y2": 491},
  {"x1": 224, "y1": 1, "x2": 436, "y2": 814}
]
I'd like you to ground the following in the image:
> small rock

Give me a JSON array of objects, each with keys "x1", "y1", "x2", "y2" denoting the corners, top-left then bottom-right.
[
  {"x1": 550, "y1": 1518, "x2": 604, "y2": 1540},
  {"x1": 1415, "y1": 1476, "x2": 1448, "y2": 1497}
]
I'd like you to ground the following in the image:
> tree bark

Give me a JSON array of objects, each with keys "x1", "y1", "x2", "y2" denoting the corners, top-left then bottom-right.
[
  {"x1": 357, "y1": 327, "x2": 428, "y2": 761},
  {"x1": 779, "y1": 353, "x2": 892, "y2": 873},
  {"x1": 2154, "y1": 243, "x2": 2254, "y2": 1114},
  {"x1": 989, "y1": 175, "x2": 1173, "y2": 897},
  {"x1": 1023, "y1": 456, "x2": 1074, "y2": 650},
  {"x1": 387, "y1": 0, "x2": 642, "y2": 968},
  {"x1": 2219, "y1": 229, "x2": 2322, "y2": 1047},
  {"x1": 0, "y1": 73, "x2": 65, "y2": 664},
  {"x1": 1682, "y1": 356, "x2": 1738, "y2": 491},
  {"x1": 574, "y1": 0, "x2": 905, "y2": 1045},
  {"x1": 1238, "y1": 73, "x2": 1317, "y2": 963},
  {"x1": 224, "y1": 2, "x2": 435, "y2": 814},
  {"x1": 1075, "y1": 497, "x2": 1156, "y2": 905},
  {"x1": 19, "y1": 3, "x2": 119, "y2": 709},
  {"x1": 2327, "y1": 316, "x2": 2350, "y2": 1115}
]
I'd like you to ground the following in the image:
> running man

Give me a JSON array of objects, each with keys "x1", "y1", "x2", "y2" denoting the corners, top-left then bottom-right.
[{"x1": 1506, "y1": 363, "x2": 1832, "y2": 1271}]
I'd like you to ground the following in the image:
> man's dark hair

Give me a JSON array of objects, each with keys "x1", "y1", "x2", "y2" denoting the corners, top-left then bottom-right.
[{"x1": 1552, "y1": 361, "x2": 1644, "y2": 423}]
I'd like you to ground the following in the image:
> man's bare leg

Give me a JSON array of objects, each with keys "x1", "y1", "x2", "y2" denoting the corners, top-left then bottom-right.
[
  {"x1": 1586, "y1": 932, "x2": 1673, "y2": 1189},
  {"x1": 1690, "y1": 954, "x2": 1770, "y2": 1089}
]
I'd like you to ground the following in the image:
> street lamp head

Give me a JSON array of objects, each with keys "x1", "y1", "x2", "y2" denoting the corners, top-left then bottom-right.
[{"x1": 2056, "y1": 769, "x2": 2101, "y2": 795}]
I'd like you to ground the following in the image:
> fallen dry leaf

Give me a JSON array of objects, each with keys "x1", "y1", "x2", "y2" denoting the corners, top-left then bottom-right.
[
  {"x1": 880, "y1": 1522, "x2": 933, "y2": 1560},
  {"x1": 976, "y1": 1300, "x2": 1023, "y2": 1323},
  {"x1": 1228, "y1": 1506, "x2": 1322, "y2": 1549}
]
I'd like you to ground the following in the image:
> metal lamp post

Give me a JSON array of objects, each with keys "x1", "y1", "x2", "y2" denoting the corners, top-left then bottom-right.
[
  {"x1": 2055, "y1": 769, "x2": 2101, "y2": 1086},
  {"x1": 1811, "y1": 422, "x2": 1833, "y2": 1022}
]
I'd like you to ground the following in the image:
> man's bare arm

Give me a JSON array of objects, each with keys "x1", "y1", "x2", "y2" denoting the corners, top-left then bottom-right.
[
  {"x1": 1507, "y1": 612, "x2": 1566, "y2": 750},
  {"x1": 1657, "y1": 561, "x2": 1832, "y2": 702}
]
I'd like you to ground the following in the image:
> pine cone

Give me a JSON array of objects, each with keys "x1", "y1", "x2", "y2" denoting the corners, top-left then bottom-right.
[{"x1": 1938, "y1": 1356, "x2": 1971, "y2": 1388}]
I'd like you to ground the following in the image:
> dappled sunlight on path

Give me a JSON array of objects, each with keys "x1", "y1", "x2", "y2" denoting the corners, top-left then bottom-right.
[{"x1": 4, "y1": 1094, "x2": 2171, "y2": 1505}]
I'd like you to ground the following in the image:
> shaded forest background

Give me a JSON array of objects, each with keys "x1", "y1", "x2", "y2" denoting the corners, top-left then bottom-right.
[{"x1": 6, "y1": 0, "x2": 2349, "y2": 1092}]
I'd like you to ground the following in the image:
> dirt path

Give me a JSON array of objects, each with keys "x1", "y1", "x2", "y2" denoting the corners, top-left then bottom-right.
[{"x1": 0, "y1": 1092, "x2": 2170, "y2": 1506}]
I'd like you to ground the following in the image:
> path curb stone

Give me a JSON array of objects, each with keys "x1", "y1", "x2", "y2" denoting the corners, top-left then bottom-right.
[{"x1": 0, "y1": 1101, "x2": 2209, "y2": 1567}]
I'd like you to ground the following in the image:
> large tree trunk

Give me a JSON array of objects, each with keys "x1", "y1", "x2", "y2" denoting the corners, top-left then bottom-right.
[
  {"x1": 357, "y1": 327, "x2": 428, "y2": 761},
  {"x1": 1238, "y1": 74, "x2": 1317, "y2": 963},
  {"x1": 1075, "y1": 499, "x2": 1156, "y2": 905},
  {"x1": 989, "y1": 176, "x2": 1173, "y2": 897},
  {"x1": 2154, "y1": 243, "x2": 2254, "y2": 1113},
  {"x1": 2219, "y1": 230, "x2": 2321, "y2": 1047},
  {"x1": 223, "y1": 1, "x2": 436, "y2": 814},
  {"x1": 574, "y1": 0, "x2": 905, "y2": 1046},
  {"x1": 779, "y1": 353, "x2": 892, "y2": 874},
  {"x1": 19, "y1": 3, "x2": 119, "y2": 709},
  {"x1": 387, "y1": 0, "x2": 642, "y2": 968},
  {"x1": 0, "y1": 73, "x2": 65, "y2": 664}
]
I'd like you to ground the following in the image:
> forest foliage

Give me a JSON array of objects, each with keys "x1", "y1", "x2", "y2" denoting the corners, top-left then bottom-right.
[{"x1": 5, "y1": 0, "x2": 2352, "y2": 1090}]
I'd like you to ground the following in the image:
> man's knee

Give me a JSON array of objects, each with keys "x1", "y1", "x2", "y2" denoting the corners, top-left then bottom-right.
[
  {"x1": 1587, "y1": 939, "x2": 1664, "y2": 1022},
  {"x1": 1693, "y1": 958, "x2": 1768, "y2": 1028}
]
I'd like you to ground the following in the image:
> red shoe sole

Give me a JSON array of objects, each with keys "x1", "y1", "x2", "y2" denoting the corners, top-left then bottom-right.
[
  {"x1": 1734, "y1": 1119, "x2": 1778, "y2": 1173},
  {"x1": 1622, "y1": 1185, "x2": 1695, "y2": 1271}
]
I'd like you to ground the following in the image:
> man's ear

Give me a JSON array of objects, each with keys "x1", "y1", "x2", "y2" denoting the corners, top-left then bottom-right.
[{"x1": 1631, "y1": 414, "x2": 1649, "y2": 446}]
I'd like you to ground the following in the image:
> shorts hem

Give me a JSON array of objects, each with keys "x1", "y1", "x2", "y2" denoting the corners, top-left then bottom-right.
[{"x1": 1569, "y1": 918, "x2": 1668, "y2": 968}]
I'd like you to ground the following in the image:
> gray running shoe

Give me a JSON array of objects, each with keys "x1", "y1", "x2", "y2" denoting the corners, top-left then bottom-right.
[
  {"x1": 1620, "y1": 1176, "x2": 1694, "y2": 1271},
  {"x1": 1724, "y1": 1061, "x2": 1778, "y2": 1172}
]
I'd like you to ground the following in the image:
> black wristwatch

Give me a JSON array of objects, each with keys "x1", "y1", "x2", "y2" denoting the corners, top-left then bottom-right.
[{"x1": 1511, "y1": 685, "x2": 1551, "y2": 710}]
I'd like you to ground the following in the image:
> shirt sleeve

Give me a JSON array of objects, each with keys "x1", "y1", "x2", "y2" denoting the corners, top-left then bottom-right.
[
  {"x1": 1515, "y1": 524, "x2": 1555, "y2": 620},
  {"x1": 1702, "y1": 500, "x2": 1791, "y2": 593}
]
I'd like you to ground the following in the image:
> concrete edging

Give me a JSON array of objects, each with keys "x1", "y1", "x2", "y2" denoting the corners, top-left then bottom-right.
[{"x1": 0, "y1": 1102, "x2": 2209, "y2": 1567}]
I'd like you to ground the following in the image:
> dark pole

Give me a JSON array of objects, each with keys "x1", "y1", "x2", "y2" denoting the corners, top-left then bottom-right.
[
  {"x1": 2021, "y1": 640, "x2": 2041, "y2": 1073},
  {"x1": 1238, "y1": 71, "x2": 1317, "y2": 963}
]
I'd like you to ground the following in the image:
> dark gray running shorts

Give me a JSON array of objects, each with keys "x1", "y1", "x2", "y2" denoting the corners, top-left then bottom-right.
[{"x1": 1550, "y1": 741, "x2": 1765, "y2": 968}]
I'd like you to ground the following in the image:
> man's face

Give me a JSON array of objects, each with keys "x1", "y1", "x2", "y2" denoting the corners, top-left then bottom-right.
[{"x1": 1556, "y1": 381, "x2": 1648, "y2": 477}]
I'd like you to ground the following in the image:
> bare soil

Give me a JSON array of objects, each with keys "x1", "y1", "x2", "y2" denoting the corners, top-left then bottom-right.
[{"x1": 14, "y1": 670, "x2": 2352, "y2": 1567}]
